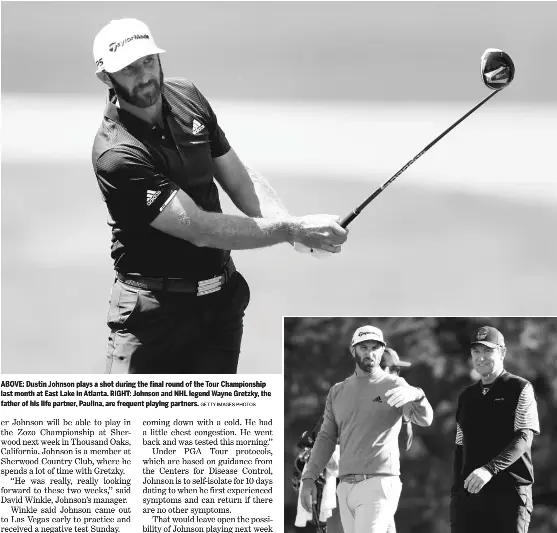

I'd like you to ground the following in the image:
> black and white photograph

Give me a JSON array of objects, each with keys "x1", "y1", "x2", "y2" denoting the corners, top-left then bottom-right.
[
  {"x1": 2, "y1": 2, "x2": 557, "y2": 373},
  {"x1": 284, "y1": 317, "x2": 557, "y2": 533}
]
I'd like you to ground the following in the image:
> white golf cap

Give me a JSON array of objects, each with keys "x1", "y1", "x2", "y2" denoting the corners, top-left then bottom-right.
[
  {"x1": 351, "y1": 326, "x2": 385, "y2": 347},
  {"x1": 93, "y1": 18, "x2": 165, "y2": 74}
]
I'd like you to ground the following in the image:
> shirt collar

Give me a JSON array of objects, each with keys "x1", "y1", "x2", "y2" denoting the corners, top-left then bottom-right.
[
  {"x1": 103, "y1": 89, "x2": 172, "y2": 134},
  {"x1": 479, "y1": 369, "x2": 507, "y2": 391}
]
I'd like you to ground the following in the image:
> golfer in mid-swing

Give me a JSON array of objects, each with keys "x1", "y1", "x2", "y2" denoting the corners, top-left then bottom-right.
[
  {"x1": 300, "y1": 326, "x2": 433, "y2": 533},
  {"x1": 91, "y1": 19, "x2": 348, "y2": 374}
]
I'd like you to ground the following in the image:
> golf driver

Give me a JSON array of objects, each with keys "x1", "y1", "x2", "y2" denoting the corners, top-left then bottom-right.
[{"x1": 338, "y1": 48, "x2": 515, "y2": 228}]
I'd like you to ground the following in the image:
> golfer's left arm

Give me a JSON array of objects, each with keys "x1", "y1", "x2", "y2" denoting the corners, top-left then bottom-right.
[
  {"x1": 213, "y1": 148, "x2": 290, "y2": 218},
  {"x1": 464, "y1": 383, "x2": 540, "y2": 493},
  {"x1": 388, "y1": 378, "x2": 433, "y2": 427}
]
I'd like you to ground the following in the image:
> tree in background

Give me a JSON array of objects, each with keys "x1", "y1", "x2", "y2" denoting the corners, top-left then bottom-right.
[{"x1": 284, "y1": 317, "x2": 557, "y2": 533}]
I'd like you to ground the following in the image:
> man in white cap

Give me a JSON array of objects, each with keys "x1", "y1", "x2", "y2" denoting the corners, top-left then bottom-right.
[
  {"x1": 300, "y1": 325, "x2": 433, "y2": 533},
  {"x1": 450, "y1": 326, "x2": 540, "y2": 533},
  {"x1": 91, "y1": 19, "x2": 348, "y2": 374}
]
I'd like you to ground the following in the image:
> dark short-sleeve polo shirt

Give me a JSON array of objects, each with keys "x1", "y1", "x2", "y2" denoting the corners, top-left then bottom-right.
[{"x1": 92, "y1": 77, "x2": 231, "y2": 278}]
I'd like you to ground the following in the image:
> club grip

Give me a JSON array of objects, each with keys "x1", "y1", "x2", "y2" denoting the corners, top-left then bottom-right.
[{"x1": 340, "y1": 211, "x2": 358, "y2": 228}]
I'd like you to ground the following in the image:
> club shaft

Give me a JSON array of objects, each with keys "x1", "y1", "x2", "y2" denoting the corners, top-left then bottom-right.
[
  {"x1": 340, "y1": 89, "x2": 501, "y2": 228},
  {"x1": 312, "y1": 503, "x2": 324, "y2": 533}
]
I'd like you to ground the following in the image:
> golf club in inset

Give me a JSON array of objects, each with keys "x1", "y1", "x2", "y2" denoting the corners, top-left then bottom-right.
[{"x1": 338, "y1": 48, "x2": 515, "y2": 228}]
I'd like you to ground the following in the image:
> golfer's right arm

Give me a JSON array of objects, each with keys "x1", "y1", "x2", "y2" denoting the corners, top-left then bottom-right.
[
  {"x1": 299, "y1": 389, "x2": 339, "y2": 512},
  {"x1": 151, "y1": 189, "x2": 347, "y2": 252}
]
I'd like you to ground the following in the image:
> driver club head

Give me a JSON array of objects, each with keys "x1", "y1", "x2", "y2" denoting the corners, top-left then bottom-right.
[{"x1": 481, "y1": 48, "x2": 515, "y2": 90}]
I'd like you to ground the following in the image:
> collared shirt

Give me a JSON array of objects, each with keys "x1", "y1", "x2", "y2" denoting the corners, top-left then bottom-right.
[
  {"x1": 302, "y1": 368, "x2": 433, "y2": 482},
  {"x1": 92, "y1": 78, "x2": 231, "y2": 278}
]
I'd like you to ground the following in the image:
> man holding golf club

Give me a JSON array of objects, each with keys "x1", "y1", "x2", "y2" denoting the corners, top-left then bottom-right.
[
  {"x1": 300, "y1": 325, "x2": 433, "y2": 533},
  {"x1": 91, "y1": 18, "x2": 348, "y2": 374},
  {"x1": 450, "y1": 326, "x2": 540, "y2": 533}
]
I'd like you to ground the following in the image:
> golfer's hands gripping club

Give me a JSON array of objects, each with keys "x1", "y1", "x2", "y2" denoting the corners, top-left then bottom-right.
[
  {"x1": 385, "y1": 386, "x2": 423, "y2": 408},
  {"x1": 300, "y1": 479, "x2": 318, "y2": 513},
  {"x1": 292, "y1": 214, "x2": 348, "y2": 257}
]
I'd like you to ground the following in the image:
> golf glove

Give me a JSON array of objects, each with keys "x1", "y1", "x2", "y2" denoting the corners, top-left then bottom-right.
[{"x1": 293, "y1": 242, "x2": 334, "y2": 258}]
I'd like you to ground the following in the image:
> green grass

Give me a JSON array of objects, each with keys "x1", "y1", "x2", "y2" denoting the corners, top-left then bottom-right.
[{"x1": 2, "y1": 162, "x2": 557, "y2": 374}]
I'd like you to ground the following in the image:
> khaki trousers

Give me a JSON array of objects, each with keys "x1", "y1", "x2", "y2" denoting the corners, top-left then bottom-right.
[{"x1": 336, "y1": 476, "x2": 402, "y2": 533}]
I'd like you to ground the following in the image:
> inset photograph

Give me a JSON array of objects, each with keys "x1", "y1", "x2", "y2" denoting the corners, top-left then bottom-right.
[{"x1": 284, "y1": 317, "x2": 557, "y2": 533}]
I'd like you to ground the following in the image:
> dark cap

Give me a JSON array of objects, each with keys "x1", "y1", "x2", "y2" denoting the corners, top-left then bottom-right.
[
  {"x1": 471, "y1": 326, "x2": 505, "y2": 348},
  {"x1": 382, "y1": 347, "x2": 411, "y2": 367}
]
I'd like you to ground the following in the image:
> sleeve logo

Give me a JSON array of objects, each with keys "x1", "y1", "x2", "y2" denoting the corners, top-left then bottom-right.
[
  {"x1": 192, "y1": 119, "x2": 205, "y2": 135},
  {"x1": 146, "y1": 190, "x2": 162, "y2": 206}
]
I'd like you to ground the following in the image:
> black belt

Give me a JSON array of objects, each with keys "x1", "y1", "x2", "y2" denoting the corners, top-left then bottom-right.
[
  {"x1": 339, "y1": 474, "x2": 377, "y2": 484},
  {"x1": 116, "y1": 259, "x2": 236, "y2": 296}
]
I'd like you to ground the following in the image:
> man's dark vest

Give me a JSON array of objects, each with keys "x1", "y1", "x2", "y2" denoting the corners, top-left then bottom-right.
[{"x1": 457, "y1": 372, "x2": 534, "y2": 485}]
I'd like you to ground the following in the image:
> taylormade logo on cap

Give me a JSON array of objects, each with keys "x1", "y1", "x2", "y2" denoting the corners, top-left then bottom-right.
[
  {"x1": 93, "y1": 19, "x2": 165, "y2": 74},
  {"x1": 108, "y1": 34, "x2": 150, "y2": 53},
  {"x1": 351, "y1": 326, "x2": 385, "y2": 347}
]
